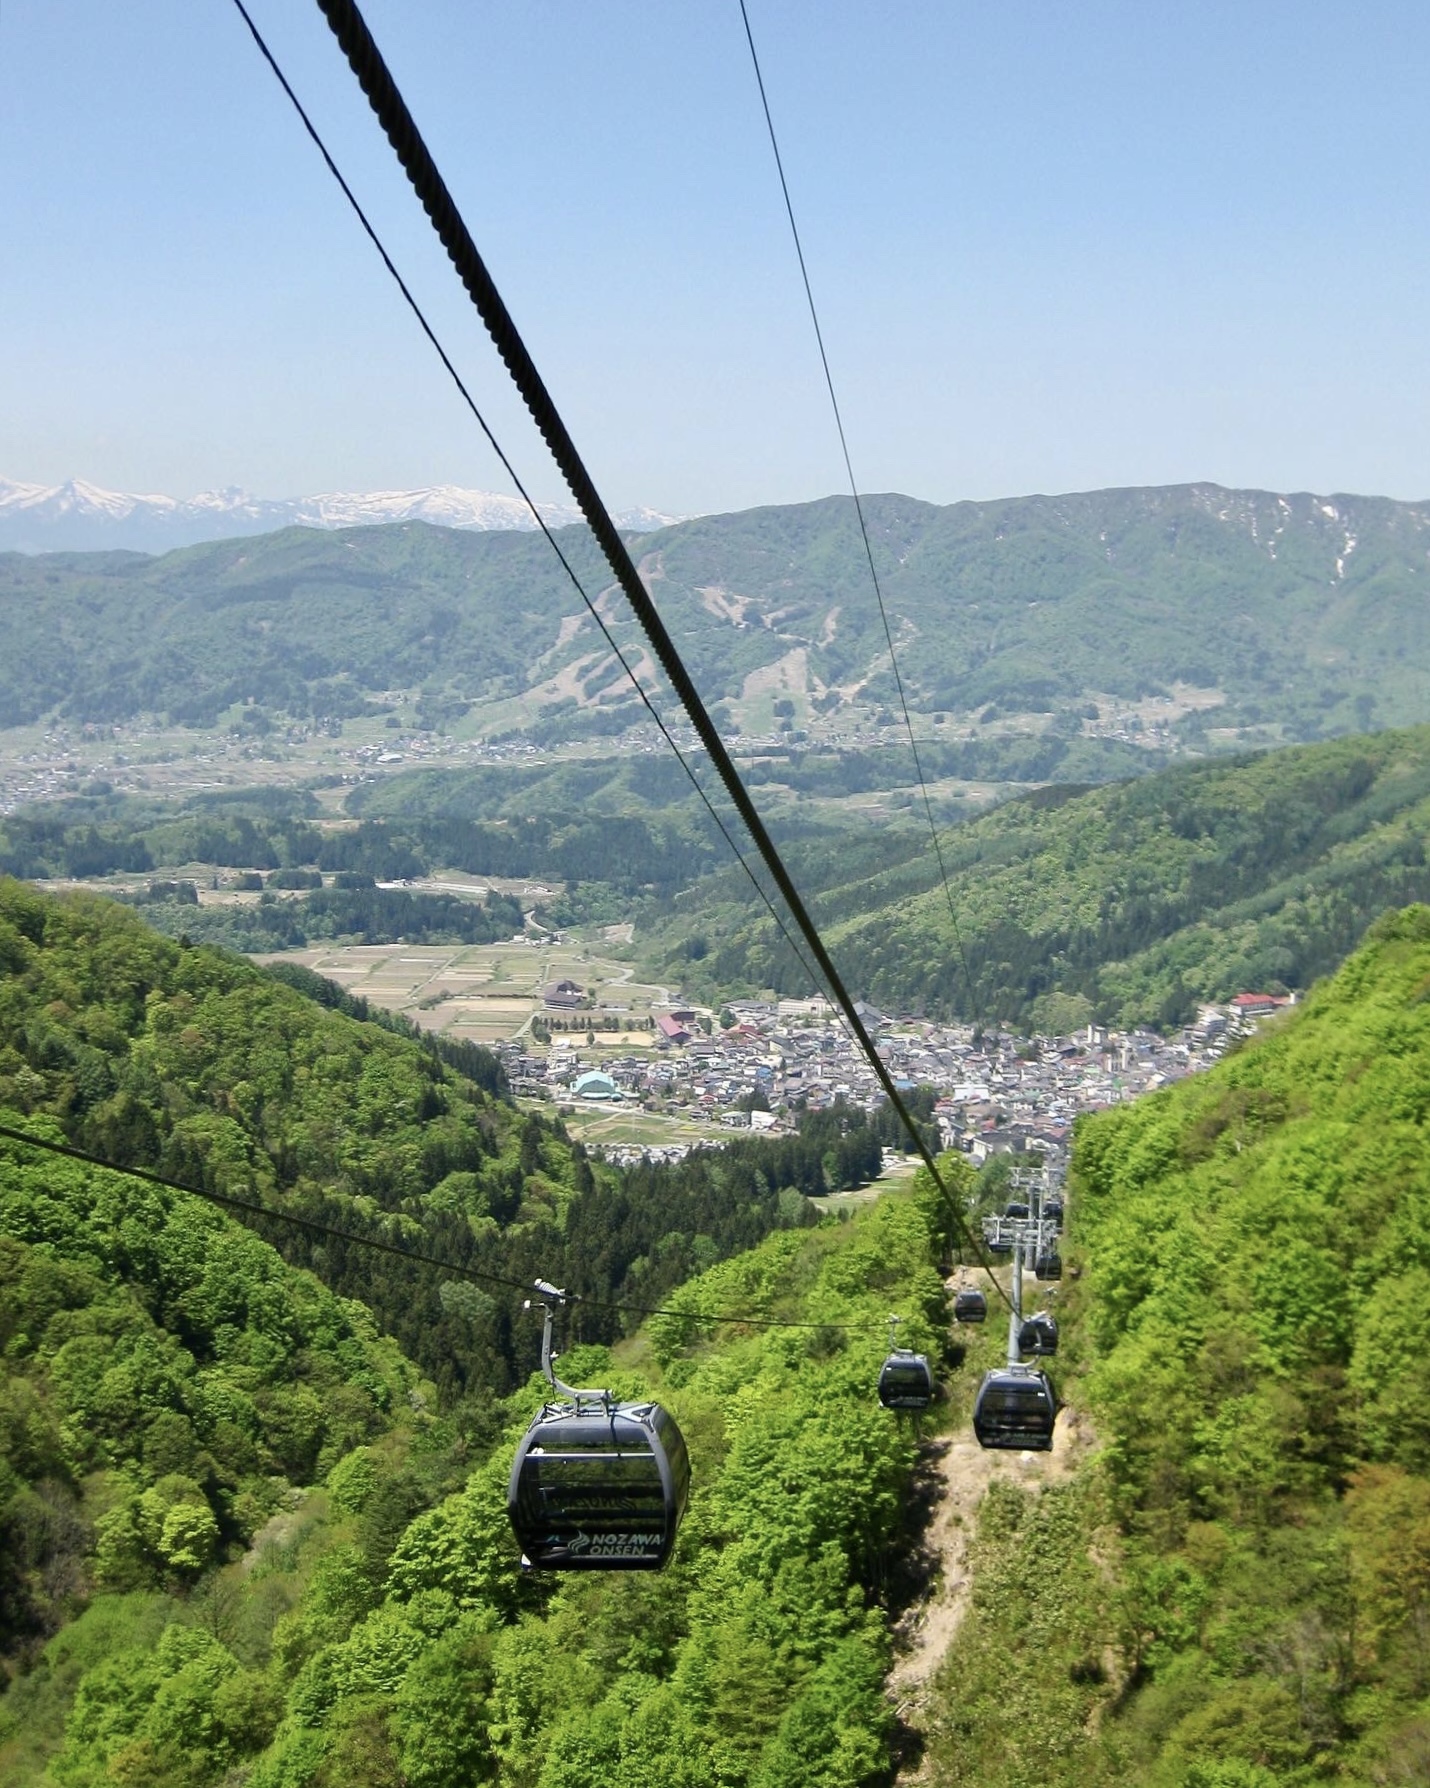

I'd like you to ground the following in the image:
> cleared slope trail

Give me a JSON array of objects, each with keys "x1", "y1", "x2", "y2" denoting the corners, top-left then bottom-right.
[{"x1": 887, "y1": 1270, "x2": 1095, "y2": 1779}]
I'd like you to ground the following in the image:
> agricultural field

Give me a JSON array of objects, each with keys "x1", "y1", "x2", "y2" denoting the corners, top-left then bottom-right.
[
  {"x1": 546, "y1": 1104, "x2": 734, "y2": 1149},
  {"x1": 256, "y1": 933, "x2": 687, "y2": 1044}
]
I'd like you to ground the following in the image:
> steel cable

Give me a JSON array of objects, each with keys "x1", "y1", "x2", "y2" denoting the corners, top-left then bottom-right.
[
  {"x1": 227, "y1": 0, "x2": 827, "y2": 1017},
  {"x1": 301, "y1": 0, "x2": 1009, "y2": 1305},
  {"x1": 736, "y1": 0, "x2": 984, "y2": 1031},
  {"x1": 0, "y1": 1120, "x2": 890, "y2": 1332}
]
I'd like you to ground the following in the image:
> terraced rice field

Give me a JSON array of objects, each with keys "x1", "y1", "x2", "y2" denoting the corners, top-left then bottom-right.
[{"x1": 263, "y1": 936, "x2": 682, "y2": 1043}]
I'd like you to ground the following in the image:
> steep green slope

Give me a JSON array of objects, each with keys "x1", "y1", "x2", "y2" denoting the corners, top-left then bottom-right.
[
  {"x1": 657, "y1": 726, "x2": 1430, "y2": 1026},
  {"x1": 4, "y1": 1176, "x2": 957, "y2": 1787},
  {"x1": 4, "y1": 482, "x2": 1430, "y2": 742},
  {"x1": 0, "y1": 1127, "x2": 426, "y2": 1755},
  {"x1": 926, "y1": 904, "x2": 1430, "y2": 1785},
  {"x1": 0, "y1": 883, "x2": 806, "y2": 1412}
]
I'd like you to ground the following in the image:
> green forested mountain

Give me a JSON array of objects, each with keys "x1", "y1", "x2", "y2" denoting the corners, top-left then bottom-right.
[
  {"x1": 0, "y1": 1128, "x2": 419, "y2": 1666},
  {"x1": 925, "y1": 903, "x2": 1430, "y2": 1784},
  {"x1": 655, "y1": 725, "x2": 1430, "y2": 1028},
  {"x1": 0, "y1": 882, "x2": 816, "y2": 1413},
  {"x1": 0, "y1": 1123, "x2": 953, "y2": 1785},
  {"x1": 3, "y1": 481, "x2": 1430, "y2": 741}
]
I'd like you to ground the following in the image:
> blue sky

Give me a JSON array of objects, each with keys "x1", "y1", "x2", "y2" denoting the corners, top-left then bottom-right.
[{"x1": 3, "y1": 1, "x2": 1429, "y2": 514}]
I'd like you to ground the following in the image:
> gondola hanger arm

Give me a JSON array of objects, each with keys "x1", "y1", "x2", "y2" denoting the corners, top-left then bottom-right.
[{"x1": 527, "y1": 1279, "x2": 611, "y2": 1411}]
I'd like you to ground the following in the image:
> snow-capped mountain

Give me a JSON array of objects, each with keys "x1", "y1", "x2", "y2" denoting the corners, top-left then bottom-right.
[{"x1": 0, "y1": 478, "x2": 680, "y2": 554}]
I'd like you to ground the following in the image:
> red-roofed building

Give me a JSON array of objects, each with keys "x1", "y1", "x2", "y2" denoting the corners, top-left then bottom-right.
[{"x1": 655, "y1": 1014, "x2": 691, "y2": 1045}]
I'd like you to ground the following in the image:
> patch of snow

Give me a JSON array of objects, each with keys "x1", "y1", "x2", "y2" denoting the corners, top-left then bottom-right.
[{"x1": 0, "y1": 475, "x2": 683, "y2": 553}]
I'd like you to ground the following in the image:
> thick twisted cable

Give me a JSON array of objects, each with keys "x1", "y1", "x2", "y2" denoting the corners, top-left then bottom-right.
[
  {"x1": 227, "y1": 0, "x2": 826, "y2": 1015},
  {"x1": 311, "y1": 0, "x2": 1008, "y2": 1306}
]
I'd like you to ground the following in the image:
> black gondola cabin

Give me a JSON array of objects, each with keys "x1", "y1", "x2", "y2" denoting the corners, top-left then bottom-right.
[
  {"x1": 972, "y1": 1367, "x2": 1057, "y2": 1451},
  {"x1": 878, "y1": 1350, "x2": 935, "y2": 1410},
  {"x1": 1018, "y1": 1312, "x2": 1059, "y2": 1357},
  {"x1": 953, "y1": 1287, "x2": 988, "y2": 1323},
  {"x1": 508, "y1": 1399, "x2": 690, "y2": 1570}
]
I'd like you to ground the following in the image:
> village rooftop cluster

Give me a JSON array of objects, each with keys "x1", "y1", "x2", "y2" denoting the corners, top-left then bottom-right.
[{"x1": 499, "y1": 988, "x2": 1294, "y2": 1166}]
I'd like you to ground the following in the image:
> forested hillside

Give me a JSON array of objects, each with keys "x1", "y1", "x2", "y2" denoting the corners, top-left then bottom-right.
[
  {"x1": 658, "y1": 725, "x2": 1430, "y2": 1028},
  {"x1": 0, "y1": 879, "x2": 938, "y2": 1780},
  {"x1": 0, "y1": 1131, "x2": 419, "y2": 1669},
  {"x1": 4, "y1": 482, "x2": 1430, "y2": 743},
  {"x1": 925, "y1": 903, "x2": 1430, "y2": 1784},
  {"x1": 0, "y1": 1136, "x2": 954, "y2": 1785},
  {"x1": 0, "y1": 883, "x2": 818, "y2": 1414}
]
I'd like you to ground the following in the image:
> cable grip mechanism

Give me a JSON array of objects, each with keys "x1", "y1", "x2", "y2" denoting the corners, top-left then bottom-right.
[{"x1": 525, "y1": 1280, "x2": 612, "y2": 1412}]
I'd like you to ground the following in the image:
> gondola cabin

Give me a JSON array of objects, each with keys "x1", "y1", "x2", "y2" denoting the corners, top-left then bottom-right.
[
  {"x1": 508, "y1": 1399, "x2": 690, "y2": 1570},
  {"x1": 1034, "y1": 1250, "x2": 1063, "y2": 1281},
  {"x1": 953, "y1": 1287, "x2": 988, "y2": 1323},
  {"x1": 878, "y1": 1350, "x2": 935, "y2": 1410},
  {"x1": 972, "y1": 1366, "x2": 1057, "y2": 1451},
  {"x1": 1004, "y1": 1200, "x2": 1030, "y2": 1220},
  {"x1": 1018, "y1": 1312, "x2": 1059, "y2": 1357}
]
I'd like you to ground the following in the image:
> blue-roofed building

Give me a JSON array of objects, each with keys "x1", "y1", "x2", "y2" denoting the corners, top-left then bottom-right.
[{"x1": 572, "y1": 1070, "x2": 622, "y2": 1100}]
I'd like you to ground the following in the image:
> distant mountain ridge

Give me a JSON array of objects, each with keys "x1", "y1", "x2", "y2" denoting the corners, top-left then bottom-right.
[
  {"x1": 4, "y1": 481, "x2": 1430, "y2": 746},
  {"x1": 653, "y1": 725, "x2": 1430, "y2": 1028},
  {"x1": 0, "y1": 474, "x2": 678, "y2": 552}
]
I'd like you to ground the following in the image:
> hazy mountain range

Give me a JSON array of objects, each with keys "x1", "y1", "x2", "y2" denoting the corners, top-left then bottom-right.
[
  {"x1": 3, "y1": 481, "x2": 1429, "y2": 750},
  {"x1": 0, "y1": 475, "x2": 678, "y2": 553}
]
